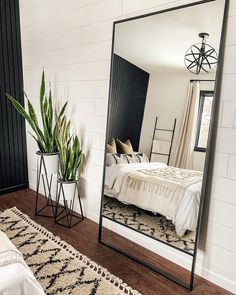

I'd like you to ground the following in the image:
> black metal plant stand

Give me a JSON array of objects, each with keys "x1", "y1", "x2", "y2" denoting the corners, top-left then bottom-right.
[
  {"x1": 55, "y1": 179, "x2": 84, "y2": 228},
  {"x1": 35, "y1": 151, "x2": 60, "y2": 218}
]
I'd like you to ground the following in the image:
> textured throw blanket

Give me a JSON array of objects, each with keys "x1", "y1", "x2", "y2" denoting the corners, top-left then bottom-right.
[
  {"x1": 118, "y1": 166, "x2": 203, "y2": 235},
  {"x1": 106, "y1": 162, "x2": 202, "y2": 237},
  {"x1": 126, "y1": 166, "x2": 203, "y2": 201},
  {"x1": 0, "y1": 230, "x2": 27, "y2": 269}
]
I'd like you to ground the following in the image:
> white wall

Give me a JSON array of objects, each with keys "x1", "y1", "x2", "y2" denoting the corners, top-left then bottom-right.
[
  {"x1": 19, "y1": 0, "x2": 236, "y2": 293},
  {"x1": 139, "y1": 72, "x2": 214, "y2": 171}
]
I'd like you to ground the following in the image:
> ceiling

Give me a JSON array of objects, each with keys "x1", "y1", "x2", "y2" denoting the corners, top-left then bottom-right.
[{"x1": 114, "y1": 0, "x2": 225, "y2": 74}]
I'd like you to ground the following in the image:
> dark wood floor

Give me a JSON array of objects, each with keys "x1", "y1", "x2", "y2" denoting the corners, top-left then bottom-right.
[{"x1": 0, "y1": 189, "x2": 232, "y2": 295}]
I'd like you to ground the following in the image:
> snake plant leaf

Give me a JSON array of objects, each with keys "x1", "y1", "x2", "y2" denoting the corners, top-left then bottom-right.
[
  {"x1": 28, "y1": 132, "x2": 45, "y2": 153},
  {"x1": 6, "y1": 94, "x2": 47, "y2": 152},
  {"x1": 42, "y1": 98, "x2": 50, "y2": 144},
  {"x1": 48, "y1": 88, "x2": 53, "y2": 132},
  {"x1": 65, "y1": 121, "x2": 70, "y2": 140},
  {"x1": 68, "y1": 148, "x2": 75, "y2": 175},
  {"x1": 58, "y1": 101, "x2": 68, "y2": 119},
  {"x1": 6, "y1": 94, "x2": 39, "y2": 136},
  {"x1": 40, "y1": 70, "x2": 45, "y2": 114},
  {"x1": 27, "y1": 98, "x2": 45, "y2": 141}
]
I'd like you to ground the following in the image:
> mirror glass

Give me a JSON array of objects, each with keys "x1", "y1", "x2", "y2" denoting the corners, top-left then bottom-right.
[{"x1": 101, "y1": 0, "x2": 225, "y2": 256}]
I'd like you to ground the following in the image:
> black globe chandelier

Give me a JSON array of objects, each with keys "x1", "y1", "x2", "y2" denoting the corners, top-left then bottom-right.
[{"x1": 184, "y1": 32, "x2": 218, "y2": 75}]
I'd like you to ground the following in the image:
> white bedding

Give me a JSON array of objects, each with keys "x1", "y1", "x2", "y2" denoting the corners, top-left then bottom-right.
[
  {"x1": 0, "y1": 263, "x2": 45, "y2": 295},
  {"x1": 105, "y1": 162, "x2": 202, "y2": 237},
  {"x1": 0, "y1": 231, "x2": 45, "y2": 295}
]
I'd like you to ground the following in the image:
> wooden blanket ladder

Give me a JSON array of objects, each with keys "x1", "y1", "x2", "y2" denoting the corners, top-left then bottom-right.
[{"x1": 149, "y1": 117, "x2": 177, "y2": 165}]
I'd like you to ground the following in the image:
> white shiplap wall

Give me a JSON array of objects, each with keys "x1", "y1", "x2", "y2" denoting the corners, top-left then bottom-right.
[{"x1": 19, "y1": 0, "x2": 236, "y2": 293}]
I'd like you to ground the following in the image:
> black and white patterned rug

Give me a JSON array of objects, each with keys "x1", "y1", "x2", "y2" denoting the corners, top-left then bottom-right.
[
  {"x1": 0, "y1": 207, "x2": 141, "y2": 295},
  {"x1": 102, "y1": 196, "x2": 195, "y2": 254}
]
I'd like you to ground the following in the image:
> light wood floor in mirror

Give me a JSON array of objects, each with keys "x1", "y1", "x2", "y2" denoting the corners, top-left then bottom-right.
[{"x1": 0, "y1": 189, "x2": 232, "y2": 295}]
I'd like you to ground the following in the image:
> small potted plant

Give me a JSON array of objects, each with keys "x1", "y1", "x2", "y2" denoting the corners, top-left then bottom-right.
[
  {"x1": 58, "y1": 135, "x2": 83, "y2": 199},
  {"x1": 55, "y1": 117, "x2": 84, "y2": 227},
  {"x1": 57, "y1": 115, "x2": 83, "y2": 200}
]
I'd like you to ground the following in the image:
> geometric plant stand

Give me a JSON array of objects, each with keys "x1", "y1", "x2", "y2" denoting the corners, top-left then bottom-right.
[
  {"x1": 55, "y1": 179, "x2": 84, "y2": 228},
  {"x1": 35, "y1": 152, "x2": 62, "y2": 218}
]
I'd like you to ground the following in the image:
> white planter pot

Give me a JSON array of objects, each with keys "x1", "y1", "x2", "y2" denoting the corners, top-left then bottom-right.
[
  {"x1": 37, "y1": 152, "x2": 59, "y2": 176},
  {"x1": 60, "y1": 181, "x2": 77, "y2": 202}
]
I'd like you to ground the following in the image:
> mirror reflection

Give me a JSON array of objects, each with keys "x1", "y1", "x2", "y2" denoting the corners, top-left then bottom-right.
[{"x1": 102, "y1": 1, "x2": 224, "y2": 255}]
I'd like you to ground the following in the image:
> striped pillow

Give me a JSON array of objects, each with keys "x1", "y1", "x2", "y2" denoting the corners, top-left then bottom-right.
[{"x1": 106, "y1": 153, "x2": 149, "y2": 166}]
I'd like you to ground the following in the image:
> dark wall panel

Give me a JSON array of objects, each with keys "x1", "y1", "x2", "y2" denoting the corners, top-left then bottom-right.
[
  {"x1": 108, "y1": 54, "x2": 149, "y2": 151},
  {"x1": 0, "y1": 0, "x2": 28, "y2": 195}
]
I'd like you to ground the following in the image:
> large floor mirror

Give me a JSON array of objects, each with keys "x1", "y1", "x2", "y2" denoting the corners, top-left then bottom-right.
[{"x1": 99, "y1": 0, "x2": 228, "y2": 290}]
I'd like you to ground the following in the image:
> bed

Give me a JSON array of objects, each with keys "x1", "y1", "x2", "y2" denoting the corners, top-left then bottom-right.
[
  {"x1": 0, "y1": 230, "x2": 45, "y2": 295},
  {"x1": 105, "y1": 161, "x2": 202, "y2": 237}
]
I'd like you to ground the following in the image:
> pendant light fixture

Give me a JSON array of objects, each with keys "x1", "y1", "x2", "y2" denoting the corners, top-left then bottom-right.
[{"x1": 184, "y1": 33, "x2": 218, "y2": 75}]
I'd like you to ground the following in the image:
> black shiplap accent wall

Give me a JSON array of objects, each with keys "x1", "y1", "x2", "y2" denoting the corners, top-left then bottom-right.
[
  {"x1": 0, "y1": 0, "x2": 28, "y2": 195},
  {"x1": 108, "y1": 54, "x2": 149, "y2": 151}
]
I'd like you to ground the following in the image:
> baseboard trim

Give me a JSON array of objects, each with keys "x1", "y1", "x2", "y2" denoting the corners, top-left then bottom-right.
[
  {"x1": 86, "y1": 210, "x2": 99, "y2": 223},
  {"x1": 0, "y1": 183, "x2": 29, "y2": 196},
  {"x1": 196, "y1": 263, "x2": 236, "y2": 294}
]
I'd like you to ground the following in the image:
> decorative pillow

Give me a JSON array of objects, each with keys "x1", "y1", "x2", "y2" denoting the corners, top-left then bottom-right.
[
  {"x1": 135, "y1": 153, "x2": 149, "y2": 163},
  {"x1": 106, "y1": 153, "x2": 118, "y2": 166},
  {"x1": 124, "y1": 153, "x2": 149, "y2": 163},
  {"x1": 106, "y1": 153, "x2": 149, "y2": 166},
  {"x1": 116, "y1": 139, "x2": 134, "y2": 154},
  {"x1": 112, "y1": 153, "x2": 129, "y2": 164},
  {"x1": 106, "y1": 138, "x2": 117, "y2": 153}
]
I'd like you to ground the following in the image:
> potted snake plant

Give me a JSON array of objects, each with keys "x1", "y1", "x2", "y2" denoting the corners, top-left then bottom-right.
[
  {"x1": 6, "y1": 71, "x2": 67, "y2": 176},
  {"x1": 56, "y1": 116, "x2": 83, "y2": 203}
]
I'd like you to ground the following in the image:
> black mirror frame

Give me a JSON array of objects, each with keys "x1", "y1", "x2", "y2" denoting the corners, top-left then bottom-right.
[{"x1": 98, "y1": 0, "x2": 229, "y2": 291}]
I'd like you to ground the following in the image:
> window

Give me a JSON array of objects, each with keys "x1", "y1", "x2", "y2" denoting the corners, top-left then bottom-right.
[{"x1": 194, "y1": 91, "x2": 214, "y2": 152}]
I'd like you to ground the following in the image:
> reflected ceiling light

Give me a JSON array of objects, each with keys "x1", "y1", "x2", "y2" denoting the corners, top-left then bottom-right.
[{"x1": 184, "y1": 33, "x2": 218, "y2": 75}]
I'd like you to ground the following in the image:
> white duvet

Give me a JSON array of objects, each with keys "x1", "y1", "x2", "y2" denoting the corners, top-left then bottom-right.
[
  {"x1": 0, "y1": 263, "x2": 45, "y2": 295},
  {"x1": 0, "y1": 231, "x2": 45, "y2": 295},
  {"x1": 105, "y1": 162, "x2": 202, "y2": 237}
]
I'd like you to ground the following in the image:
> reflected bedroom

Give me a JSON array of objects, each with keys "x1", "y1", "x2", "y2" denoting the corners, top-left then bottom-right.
[{"x1": 102, "y1": 2, "x2": 222, "y2": 254}]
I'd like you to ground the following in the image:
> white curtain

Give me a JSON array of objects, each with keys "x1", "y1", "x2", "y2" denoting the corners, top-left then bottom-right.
[{"x1": 172, "y1": 81, "x2": 200, "y2": 169}]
